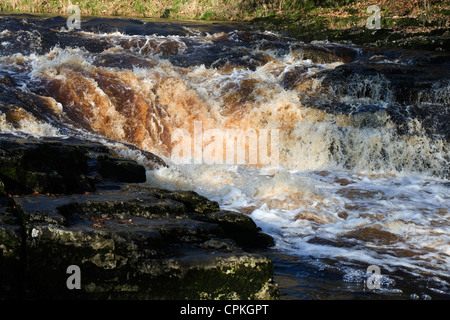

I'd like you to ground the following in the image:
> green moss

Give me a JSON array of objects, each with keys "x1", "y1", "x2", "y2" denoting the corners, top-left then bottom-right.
[
  {"x1": 0, "y1": 165, "x2": 18, "y2": 181},
  {"x1": 149, "y1": 256, "x2": 277, "y2": 299},
  {"x1": 383, "y1": 18, "x2": 393, "y2": 28},
  {"x1": 395, "y1": 17, "x2": 422, "y2": 27}
]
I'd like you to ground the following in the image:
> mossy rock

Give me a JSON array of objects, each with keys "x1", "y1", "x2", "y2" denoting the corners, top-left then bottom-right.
[
  {"x1": 97, "y1": 155, "x2": 147, "y2": 183},
  {"x1": 4, "y1": 189, "x2": 278, "y2": 299},
  {"x1": 0, "y1": 135, "x2": 151, "y2": 195},
  {"x1": 122, "y1": 184, "x2": 220, "y2": 214}
]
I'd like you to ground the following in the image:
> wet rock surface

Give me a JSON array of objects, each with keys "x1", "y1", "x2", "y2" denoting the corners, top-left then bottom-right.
[
  {"x1": 309, "y1": 47, "x2": 450, "y2": 141},
  {"x1": 0, "y1": 135, "x2": 277, "y2": 299}
]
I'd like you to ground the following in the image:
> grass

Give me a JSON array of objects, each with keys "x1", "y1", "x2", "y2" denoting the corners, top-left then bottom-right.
[
  {"x1": 0, "y1": 0, "x2": 448, "y2": 30},
  {"x1": 46, "y1": 0, "x2": 248, "y2": 20}
]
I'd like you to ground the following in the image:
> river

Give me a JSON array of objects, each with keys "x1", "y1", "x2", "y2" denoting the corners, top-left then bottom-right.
[{"x1": 0, "y1": 13, "x2": 449, "y2": 299}]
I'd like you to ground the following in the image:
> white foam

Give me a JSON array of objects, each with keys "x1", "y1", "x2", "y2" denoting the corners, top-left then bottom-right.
[
  {"x1": 0, "y1": 111, "x2": 61, "y2": 137},
  {"x1": 146, "y1": 161, "x2": 450, "y2": 283},
  {"x1": 1, "y1": 29, "x2": 448, "y2": 290}
]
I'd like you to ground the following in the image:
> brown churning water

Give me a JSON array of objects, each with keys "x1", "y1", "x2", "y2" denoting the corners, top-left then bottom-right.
[{"x1": 1, "y1": 14, "x2": 449, "y2": 298}]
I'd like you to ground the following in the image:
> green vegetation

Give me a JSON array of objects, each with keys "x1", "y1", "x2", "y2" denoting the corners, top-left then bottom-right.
[
  {"x1": 201, "y1": 11, "x2": 216, "y2": 20},
  {"x1": 0, "y1": 0, "x2": 448, "y2": 28},
  {"x1": 0, "y1": 0, "x2": 372, "y2": 20},
  {"x1": 0, "y1": 0, "x2": 449, "y2": 48}
]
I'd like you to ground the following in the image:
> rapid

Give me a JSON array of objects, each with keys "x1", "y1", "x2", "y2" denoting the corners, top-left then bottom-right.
[{"x1": 0, "y1": 14, "x2": 449, "y2": 299}]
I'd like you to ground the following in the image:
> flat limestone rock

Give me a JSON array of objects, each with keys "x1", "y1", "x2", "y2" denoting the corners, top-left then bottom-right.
[
  {"x1": 3, "y1": 188, "x2": 277, "y2": 299},
  {"x1": 0, "y1": 134, "x2": 278, "y2": 299}
]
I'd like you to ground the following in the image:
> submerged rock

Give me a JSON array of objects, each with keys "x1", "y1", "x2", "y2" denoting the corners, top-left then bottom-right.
[
  {"x1": 0, "y1": 135, "x2": 278, "y2": 300},
  {"x1": 289, "y1": 43, "x2": 359, "y2": 64}
]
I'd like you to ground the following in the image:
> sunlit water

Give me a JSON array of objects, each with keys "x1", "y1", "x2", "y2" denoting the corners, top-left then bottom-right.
[{"x1": 1, "y1": 13, "x2": 449, "y2": 299}]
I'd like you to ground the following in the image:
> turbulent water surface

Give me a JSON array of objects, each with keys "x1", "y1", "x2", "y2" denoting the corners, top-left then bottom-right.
[{"x1": 1, "y1": 13, "x2": 449, "y2": 299}]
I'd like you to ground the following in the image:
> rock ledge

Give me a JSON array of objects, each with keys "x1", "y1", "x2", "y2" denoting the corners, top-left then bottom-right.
[{"x1": 0, "y1": 134, "x2": 278, "y2": 300}]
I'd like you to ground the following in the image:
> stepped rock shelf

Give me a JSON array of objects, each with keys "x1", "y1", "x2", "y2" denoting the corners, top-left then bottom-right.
[{"x1": 0, "y1": 134, "x2": 278, "y2": 299}]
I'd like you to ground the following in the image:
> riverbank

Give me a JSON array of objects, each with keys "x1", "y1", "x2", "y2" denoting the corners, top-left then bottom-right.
[
  {"x1": 251, "y1": 0, "x2": 450, "y2": 51},
  {"x1": 1, "y1": 1, "x2": 449, "y2": 51},
  {"x1": 1, "y1": 0, "x2": 449, "y2": 23}
]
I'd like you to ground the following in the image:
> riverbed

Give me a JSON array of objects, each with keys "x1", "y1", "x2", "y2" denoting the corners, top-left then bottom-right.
[{"x1": 0, "y1": 13, "x2": 449, "y2": 299}]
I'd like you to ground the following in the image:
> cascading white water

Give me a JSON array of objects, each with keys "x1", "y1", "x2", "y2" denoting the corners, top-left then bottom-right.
[{"x1": 1, "y1": 20, "x2": 449, "y2": 297}]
